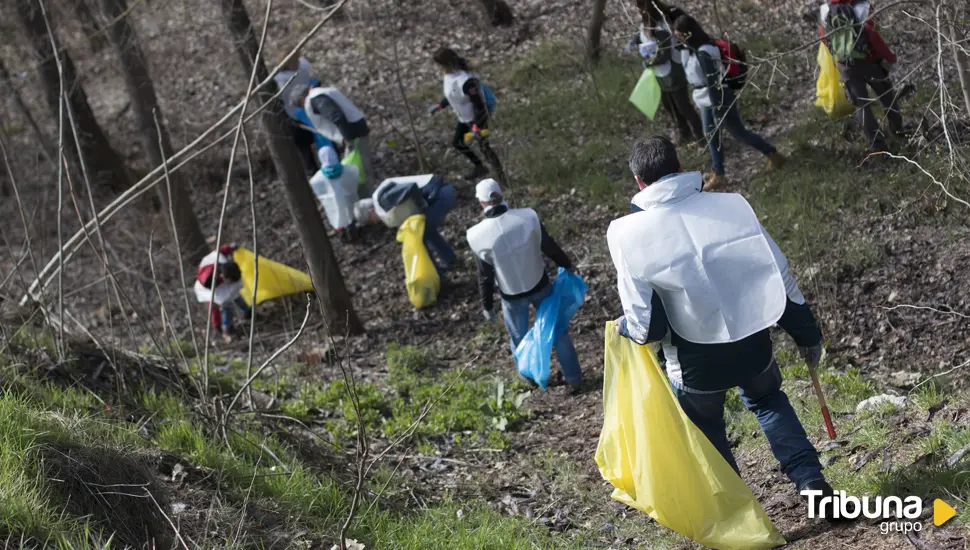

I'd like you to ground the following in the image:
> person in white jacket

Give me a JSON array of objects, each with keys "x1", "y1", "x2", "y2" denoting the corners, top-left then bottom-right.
[
  {"x1": 608, "y1": 136, "x2": 844, "y2": 521},
  {"x1": 295, "y1": 84, "x2": 376, "y2": 194},
  {"x1": 309, "y1": 145, "x2": 360, "y2": 240},
  {"x1": 194, "y1": 244, "x2": 251, "y2": 344}
]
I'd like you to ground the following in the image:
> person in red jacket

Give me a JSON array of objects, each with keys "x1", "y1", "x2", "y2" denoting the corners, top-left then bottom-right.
[
  {"x1": 194, "y1": 244, "x2": 251, "y2": 344},
  {"x1": 819, "y1": 0, "x2": 904, "y2": 153}
]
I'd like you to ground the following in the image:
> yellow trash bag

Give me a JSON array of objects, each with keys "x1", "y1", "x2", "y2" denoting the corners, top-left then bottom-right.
[
  {"x1": 396, "y1": 215, "x2": 439, "y2": 309},
  {"x1": 815, "y1": 43, "x2": 854, "y2": 120},
  {"x1": 595, "y1": 322, "x2": 786, "y2": 550},
  {"x1": 232, "y1": 247, "x2": 314, "y2": 307}
]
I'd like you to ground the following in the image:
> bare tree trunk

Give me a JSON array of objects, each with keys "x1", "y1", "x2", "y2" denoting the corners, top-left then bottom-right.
[
  {"x1": 70, "y1": 0, "x2": 108, "y2": 52},
  {"x1": 15, "y1": 0, "x2": 131, "y2": 195},
  {"x1": 476, "y1": 0, "x2": 514, "y2": 27},
  {"x1": 218, "y1": 0, "x2": 363, "y2": 336},
  {"x1": 948, "y1": 9, "x2": 970, "y2": 118},
  {"x1": 587, "y1": 0, "x2": 609, "y2": 63},
  {"x1": 98, "y1": 0, "x2": 207, "y2": 263},
  {"x1": 0, "y1": 55, "x2": 55, "y2": 164}
]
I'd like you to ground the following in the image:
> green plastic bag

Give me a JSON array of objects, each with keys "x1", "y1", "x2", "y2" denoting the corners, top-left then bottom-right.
[
  {"x1": 629, "y1": 68, "x2": 662, "y2": 120},
  {"x1": 342, "y1": 140, "x2": 366, "y2": 187}
]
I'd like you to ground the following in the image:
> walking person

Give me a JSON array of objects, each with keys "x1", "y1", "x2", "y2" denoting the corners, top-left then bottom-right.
[
  {"x1": 608, "y1": 137, "x2": 844, "y2": 519},
  {"x1": 673, "y1": 15, "x2": 785, "y2": 190},
  {"x1": 428, "y1": 47, "x2": 506, "y2": 183},
  {"x1": 467, "y1": 179, "x2": 583, "y2": 393},
  {"x1": 629, "y1": 0, "x2": 702, "y2": 146},
  {"x1": 819, "y1": 0, "x2": 904, "y2": 153}
]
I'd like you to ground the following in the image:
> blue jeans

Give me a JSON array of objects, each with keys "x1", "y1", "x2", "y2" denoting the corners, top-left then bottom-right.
[
  {"x1": 501, "y1": 284, "x2": 582, "y2": 385},
  {"x1": 423, "y1": 184, "x2": 458, "y2": 274},
  {"x1": 701, "y1": 89, "x2": 776, "y2": 175},
  {"x1": 221, "y1": 296, "x2": 252, "y2": 333},
  {"x1": 672, "y1": 361, "x2": 823, "y2": 489}
]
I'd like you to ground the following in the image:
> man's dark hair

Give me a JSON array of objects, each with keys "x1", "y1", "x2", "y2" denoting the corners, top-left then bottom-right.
[
  {"x1": 629, "y1": 137, "x2": 681, "y2": 185},
  {"x1": 432, "y1": 47, "x2": 471, "y2": 72}
]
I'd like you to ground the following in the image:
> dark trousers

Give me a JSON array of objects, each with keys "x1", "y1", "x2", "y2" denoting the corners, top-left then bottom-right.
[
  {"x1": 661, "y1": 87, "x2": 703, "y2": 143},
  {"x1": 452, "y1": 120, "x2": 504, "y2": 176},
  {"x1": 839, "y1": 63, "x2": 903, "y2": 152}
]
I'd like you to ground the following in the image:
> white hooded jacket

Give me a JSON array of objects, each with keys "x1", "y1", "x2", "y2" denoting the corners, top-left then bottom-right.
[{"x1": 607, "y1": 172, "x2": 805, "y2": 345}]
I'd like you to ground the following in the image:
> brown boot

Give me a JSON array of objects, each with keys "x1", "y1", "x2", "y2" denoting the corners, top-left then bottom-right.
[
  {"x1": 703, "y1": 173, "x2": 727, "y2": 191},
  {"x1": 766, "y1": 152, "x2": 787, "y2": 171}
]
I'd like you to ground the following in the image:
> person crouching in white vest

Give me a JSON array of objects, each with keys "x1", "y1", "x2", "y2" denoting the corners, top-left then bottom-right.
[
  {"x1": 353, "y1": 174, "x2": 459, "y2": 276},
  {"x1": 295, "y1": 84, "x2": 376, "y2": 195},
  {"x1": 309, "y1": 145, "x2": 360, "y2": 242},
  {"x1": 194, "y1": 244, "x2": 251, "y2": 345},
  {"x1": 608, "y1": 137, "x2": 844, "y2": 519},
  {"x1": 467, "y1": 179, "x2": 583, "y2": 394}
]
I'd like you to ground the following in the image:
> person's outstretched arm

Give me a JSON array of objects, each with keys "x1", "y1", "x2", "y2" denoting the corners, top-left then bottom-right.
[
  {"x1": 539, "y1": 223, "x2": 572, "y2": 270},
  {"x1": 476, "y1": 256, "x2": 497, "y2": 318}
]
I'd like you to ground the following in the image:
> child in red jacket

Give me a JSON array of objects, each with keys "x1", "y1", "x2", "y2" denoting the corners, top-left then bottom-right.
[
  {"x1": 194, "y1": 244, "x2": 251, "y2": 344},
  {"x1": 819, "y1": 0, "x2": 904, "y2": 152}
]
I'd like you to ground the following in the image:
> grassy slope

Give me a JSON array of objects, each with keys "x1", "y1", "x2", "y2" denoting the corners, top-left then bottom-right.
[{"x1": 2, "y1": 39, "x2": 969, "y2": 548}]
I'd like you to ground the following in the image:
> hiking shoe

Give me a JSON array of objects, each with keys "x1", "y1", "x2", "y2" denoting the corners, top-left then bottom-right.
[
  {"x1": 766, "y1": 152, "x2": 787, "y2": 171},
  {"x1": 703, "y1": 173, "x2": 727, "y2": 191},
  {"x1": 801, "y1": 480, "x2": 852, "y2": 524},
  {"x1": 464, "y1": 164, "x2": 489, "y2": 181},
  {"x1": 567, "y1": 381, "x2": 584, "y2": 395}
]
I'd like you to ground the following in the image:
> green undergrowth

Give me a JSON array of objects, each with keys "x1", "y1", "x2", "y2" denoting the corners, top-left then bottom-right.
[
  {"x1": 0, "y1": 338, "x2": 563, "y2": 548},
  {"x1": 279, "y1": 344, "x2": 531, "y2": 450},
  {"x1": 721, "y1": 349, "x2": 970, "y2": 527}
]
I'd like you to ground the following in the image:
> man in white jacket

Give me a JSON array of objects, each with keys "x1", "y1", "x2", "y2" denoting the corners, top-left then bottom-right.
[{"x1": 607, "y1": 137, "x2": 843, "y2": 519}]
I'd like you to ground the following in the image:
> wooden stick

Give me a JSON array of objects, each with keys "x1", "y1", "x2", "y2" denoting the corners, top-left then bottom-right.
[{"x1": 808, "y1": 362, "x2": 837, "y2": 439}]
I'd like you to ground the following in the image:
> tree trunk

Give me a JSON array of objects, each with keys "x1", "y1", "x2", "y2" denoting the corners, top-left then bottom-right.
[
  {"x1": 217, "y1": 0, "x2": 363, "y2": 336},
  {"x1": 0, "y1": 54, "x2": 55, "y2": 164},
  {"x1": 948, "y1": 9, "x2": 970, "y2": 118},
  {"x1": 70, "y1": 0, "x2": 108, "y2": 52},
  {"x1": 587, "y1": 0, "x2": 609, "y2": 63},
  {"x1": 15, "y1": 0, "x2": 131, "y2": 195},
  {"x1": 476, "y1": 0, "x2": 514, "y2": 27},
  {"x1": 98, "y1": 0, "x2": 207, "y2": 264}
]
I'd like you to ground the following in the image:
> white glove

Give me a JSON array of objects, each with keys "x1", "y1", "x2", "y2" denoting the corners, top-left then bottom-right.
[
  {"x1": 483, "y1": 310, "x2": 497, "y2": 323},
  {"x1": 639, "y1": 40, "x2": 659, "y2": 60}
]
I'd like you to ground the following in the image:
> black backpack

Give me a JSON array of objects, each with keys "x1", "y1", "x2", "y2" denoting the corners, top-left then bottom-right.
[{"x1": 825, "y1": 2, "x2": 870, "y2": 64}]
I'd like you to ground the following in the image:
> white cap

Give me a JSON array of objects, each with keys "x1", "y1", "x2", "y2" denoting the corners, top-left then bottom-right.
[
  {"x1": 317, "y1": 145, "x2": 340, "y2": 168},
  {"x1": 475, "y1": 178, "x2": 502, "y2": 203}
]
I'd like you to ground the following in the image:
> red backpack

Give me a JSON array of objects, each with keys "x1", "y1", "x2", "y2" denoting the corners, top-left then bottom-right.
[{"x1": 715, "y1": 39, "x2": 748, "y2": 90}]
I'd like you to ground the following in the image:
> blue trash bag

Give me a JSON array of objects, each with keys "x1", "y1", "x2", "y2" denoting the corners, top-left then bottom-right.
[{"x1": 514, "y1": 268, "x2": 587, "y2": 390}]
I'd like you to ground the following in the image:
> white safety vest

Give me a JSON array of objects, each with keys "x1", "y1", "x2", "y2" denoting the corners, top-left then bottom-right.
[
  {"x1": 683, "y1": 44, "x2": 723, "y2": 109},
  {"x1": 303, "y1": 88, "x2": 366, "y2": 143},
  {"x1": 372, "y1": 174, "x2": 436, "y2": 228},
  {"x1": 639, "y1": 26, "x2": 671, "y2": 78},
  {"x1": 467, "y1": 208, "x2": 545, "y2": 296},
  {"x1": 310, "y1": 165, "x2": 360, "y2": 230},
  {"x1": 443, "y1": 71, "x2": 477, "y2": 123},
  {"x1": 607, "y1": 172, "x2": 787, "y2": 344},
  {"x1": 193, "y1": 250, "x2": 243, "y2": 306},
  {"x1": 273, "y1": 58, "x2": 312, "y2": 119}
]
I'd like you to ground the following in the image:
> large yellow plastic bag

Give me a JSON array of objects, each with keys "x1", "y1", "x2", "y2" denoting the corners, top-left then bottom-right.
[
  {"x1": 629, "y1": 68, "x2": 662, "y2": 120},
  {"x1": 232, "y1": 248, "x2": 314, "y2": 307},
  {"x1": 815, "y1": 43, "x2": 854, "y2": 120},
  {"x1": 514, "y1": 268, "x2": 586, "y2": 389},
  {"x1": 396, "y1": 215, "x2": 439, "y2": 309},
  {"x1": 342, "y1": 140, "x2": 366, "y2": 187},
  {"x1": 595, "y1": 322, "x2": 786, "y2": 550}
]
